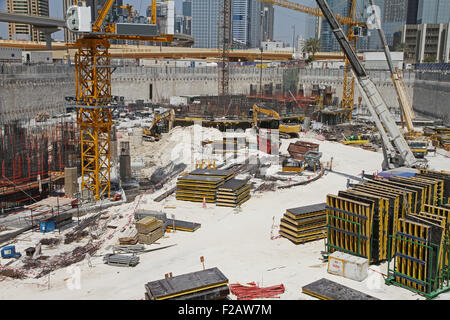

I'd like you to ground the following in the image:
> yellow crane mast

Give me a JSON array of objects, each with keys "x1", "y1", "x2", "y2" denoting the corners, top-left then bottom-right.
[
  {"x1": 256, "y1": 0, "x2": 366, "y2": 120},
  {"x1": 70, "y1": 0, "x2": 173, "y2": 200}
]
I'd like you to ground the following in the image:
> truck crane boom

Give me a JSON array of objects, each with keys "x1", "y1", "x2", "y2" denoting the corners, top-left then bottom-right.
[
  {"x1": 314, "y1": 0, "x2": 418, "y2": 169},
  {"x1": 367, "y1": 0, "x2": 416, "y2": 133}
]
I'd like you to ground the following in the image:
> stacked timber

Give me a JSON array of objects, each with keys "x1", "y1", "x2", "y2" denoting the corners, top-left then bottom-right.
[
  {"x1": 216, "y1": 179, "x2": 251, "y2": 207},
  {"x1": 326, "y1": 172, "x2": 449, "y2": 265},
  {"x1": 176, "y1": 169, "x2": 234, "y2": 203},
  {"x1": 144, "y1": 267, "x2": 230, "y2": 300},
  {"x1": 136, "y1": 216, "x2": 165, "y2": 245},
  {"x1": 279, "y1": 203, "x2": 327, "y2": 244}
]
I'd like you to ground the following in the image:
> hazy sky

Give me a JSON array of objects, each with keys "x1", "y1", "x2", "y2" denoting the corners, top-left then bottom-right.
[{"x1": 0, "y1": 0, "x2": 315, "y2": 43}]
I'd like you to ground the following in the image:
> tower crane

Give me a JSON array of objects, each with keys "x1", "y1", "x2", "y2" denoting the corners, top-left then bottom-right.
[
  {"x1": 314, "y1": 0, "x2": 425, "y2": 170},
  {"x1": 66, "y1": 0, "x2": 174, "y2": 200},
  {"x1": 256, "y1": 0, "x2": 367, "y2": 120}
]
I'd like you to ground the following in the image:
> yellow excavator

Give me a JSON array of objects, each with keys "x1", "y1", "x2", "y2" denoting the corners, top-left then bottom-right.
[
  {"x1": 251, "y1": 104, "x2": 301, "y2": 139},
  {"x1": 143, "y1": 109, "x2": 175, "y2": 141}
]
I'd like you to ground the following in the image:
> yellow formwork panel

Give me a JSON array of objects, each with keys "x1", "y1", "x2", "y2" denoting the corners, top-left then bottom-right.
[
  {"x1": 396, "y1": 219, "x2": 430, "y2": 293},
  {"x1": 285, "y1": 209, "x2": 326, "y2": 221},
  {"x1": 279, "y1": 230, "x2": 326, "y2": 244},
  {"x1": 392, "y1": 177, "x2": 438, "y2": 207},
  {"x1": 326, "y1": 194, "x2": 372, "y2": 261},
  {"x1": 353, "y1": 185, "x2": 400, "y2": 258},
  {"x1": 414, "y1": 212, "x2": 446, "y2": 287},
  {"x1": 367, "y1": 180, "x2": 414, "y2": 218},
  {"x1": 343, "y1": 189, "x2": 390, "y2": 262},
  {"x1": 175, "y1": 196, "x2": 216, "y2": 203},
  {"x1": 282, "y1": 215, "x2": 326, "y2": 227}
]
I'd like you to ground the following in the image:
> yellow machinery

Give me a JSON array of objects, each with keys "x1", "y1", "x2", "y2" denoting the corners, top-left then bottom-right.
[
  {"x1": 252, "y1": 104, "x2": 301, "y2": 138},
  {"x1": 70, "y1": 0, "x2": 173, "y2": 200},
  {"x1": 142, "y1": 109, "x2": 175, "y2": 141},
  {"x1": 408, "y1": 140, "x2": 428, "y2": 158},
  {"x1": 256, "y1": 0, "x2": 366, "y2": 120},
  {"x1": 113, "y1": 4, "x2": 133, "y2": 22},
  {"x1": 195, "y1": 160, "x2": 216, "y2": 169},
  {"x1": 342, "y1": 134, "x2": 370, "y2": 145}
]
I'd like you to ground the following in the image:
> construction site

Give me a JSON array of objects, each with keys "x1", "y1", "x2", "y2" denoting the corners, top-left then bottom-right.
[{"x1": 0, "y1": 0, "x2": 450, "y2": 303}]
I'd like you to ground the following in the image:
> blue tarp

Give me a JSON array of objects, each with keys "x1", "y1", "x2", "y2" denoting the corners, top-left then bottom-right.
[{"x1": 377, "y1": 172, "x2": 416, "y2": 178}]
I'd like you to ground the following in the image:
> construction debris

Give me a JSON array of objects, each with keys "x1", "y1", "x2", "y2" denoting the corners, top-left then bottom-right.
[
  {"x1": 229, "y1": 282, "x2": 285, "y2": 300},
  {"x1": 103, "y1": 253, "x2": 139, "y2": 267},
  {"x1": 287, "y1": 140, "x2": 320, "y2": 161},
  {"x1": 113, "y1": 245, "x2": 146, "y2": 254},
  {"x1": 64, "y1": 212, "x2": 105, "y2": 245}
]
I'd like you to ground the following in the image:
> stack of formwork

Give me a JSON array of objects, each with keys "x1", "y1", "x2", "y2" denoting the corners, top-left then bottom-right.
[
  {"x1": 144, "y1": 267, "x2": 230, "y2": 300},
  {"x1": 216, "y1": 179, "x2": 251, "y2": 207},
  {"x1": 136, "y1": 216, "x2": 165, "y2": 245},
  {"x1": 326, "y1": 173, "x2": 447, "y2": 265},
  {"x1": 279, "y1": 203, "x2": 327, "y2": 244},
  {"x1": 176, "y1": 169, "x2": 234, "y2": 203}
]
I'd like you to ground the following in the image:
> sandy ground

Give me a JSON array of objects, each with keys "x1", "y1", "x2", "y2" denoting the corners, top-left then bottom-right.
[{"x1": 1, "y1": 131, "x2": 449, "y2": 300}]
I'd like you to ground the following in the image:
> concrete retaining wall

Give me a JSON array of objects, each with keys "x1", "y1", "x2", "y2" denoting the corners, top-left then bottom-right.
[{"x1": 0, "y1": 64, "x2": 448, "y2": 124}]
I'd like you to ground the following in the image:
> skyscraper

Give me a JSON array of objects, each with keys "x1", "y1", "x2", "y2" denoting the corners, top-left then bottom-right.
[
  {"x1": 7, "y1": 0, "x2": 49, "y2": 41},
  {"x1": 192, "y1": 0, "x2": 219, "y2": 48},
  {"x1": 232, "y1": 0, "x2": 249, "y2": 46},
  {"x1": 261, "y1": 3, "x2": 274, "y2": 42},
  {"x1": 319, "y1": 0, "x2": 349, "y2": 51},
  {"x1": 182, "y1": 0, "x2": 192, "y2": 17},
  {"x1": 417, "y1": 0, "x2": 450, "y2": 24},
  {"x1": 382, "y1": 0, "x2": 407, "y2": 47},
  {"x1": 406, "y1": 0, "x2": 419, "y2": 24},
  {"x1": 247, "y1": 0, "x2": 263, "y2": 48},
  {"x1": 175, "y1": 14, "x2": 184, "y2": 34},
  {"x1": 182, "y1": 0, "x2": 192, "y2": 35}
]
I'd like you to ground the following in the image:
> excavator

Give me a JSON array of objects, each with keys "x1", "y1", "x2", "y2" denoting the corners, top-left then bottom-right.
[
  {"x1": 314, "y1": 0, "x2": 426, "y2": 170},
  {"x1": 251, "y1": 104, "x2": 301, "y2": 139},
  {"x1": 142, "y1": 109, "x2": 175, "y2": 142}
]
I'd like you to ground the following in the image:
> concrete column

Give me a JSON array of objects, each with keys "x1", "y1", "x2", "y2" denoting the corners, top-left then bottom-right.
[
  {"x1": 119, "y1": 141, "x2": 131, "y2": 183},
  {"x1": 64, "y1": 167, "x2": 78, "y2": 198}
]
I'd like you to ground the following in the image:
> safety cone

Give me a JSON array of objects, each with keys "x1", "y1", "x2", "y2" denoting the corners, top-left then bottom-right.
[{"x1": 202, "y1": 197, "x2": 206, "y2": 208}]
